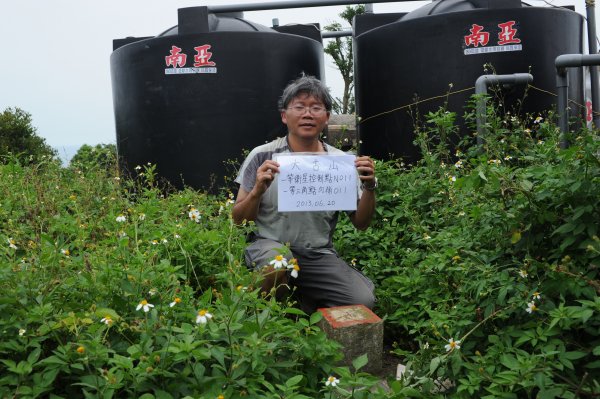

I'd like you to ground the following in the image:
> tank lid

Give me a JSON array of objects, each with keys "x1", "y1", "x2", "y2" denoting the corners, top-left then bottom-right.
[
  {"x1": 159, "y1": 6, "x2": 274, "y2": 36},
  {"x1": 400, "y1": 0, "x2": 522, "y2": 21}
]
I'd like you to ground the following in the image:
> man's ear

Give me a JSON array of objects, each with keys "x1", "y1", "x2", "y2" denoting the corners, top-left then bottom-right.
[{"x1": 281, "y1": 111, "x2": 288, "y2": 125}]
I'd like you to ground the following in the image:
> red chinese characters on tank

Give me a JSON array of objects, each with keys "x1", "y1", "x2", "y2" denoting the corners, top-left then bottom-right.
[
  {"x1": 193, "y1": 45, "x2": 216, "y2": 67},
  {"x1": 165, "y1": 46, "x2": 187, "y2": 68},
  {"x1": 464, "y1": 24, "x2": 490, "y2": 47},
  {"x1": 497, "y1": 21, "x2": 521, "y2": 45},
  {"x1": 464, "y1": 20, "x2": 521, "y2": 47},
  {"x1": 164, "y1": 44, "x2": 217, "y2": 68}
]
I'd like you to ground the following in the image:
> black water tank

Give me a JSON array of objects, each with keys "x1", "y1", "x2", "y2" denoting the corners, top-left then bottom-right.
[
  {"x1": 354, "y1": 1, "x2": 584, "y2": 162},
  {"x1": 111, "y1": 7, "x2": 324, "y2": 191}
]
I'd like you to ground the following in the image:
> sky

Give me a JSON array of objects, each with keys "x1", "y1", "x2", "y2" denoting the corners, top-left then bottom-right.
[{"x1": 0, "y1": 0, "x2": 594, "y2": 161}]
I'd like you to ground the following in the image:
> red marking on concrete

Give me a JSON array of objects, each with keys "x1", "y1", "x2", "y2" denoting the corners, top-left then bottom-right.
[{"x1": 318, "y1": 304, "x2": 381, "y2": 329}]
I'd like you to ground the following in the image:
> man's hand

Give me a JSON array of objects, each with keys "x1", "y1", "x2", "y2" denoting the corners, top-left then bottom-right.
[
  {"x1": 252, "y1": 160, "x2": 280, "y2": 196},
  {"x1": 355, "y1": 156, "x2": 376, "y2": 189}
]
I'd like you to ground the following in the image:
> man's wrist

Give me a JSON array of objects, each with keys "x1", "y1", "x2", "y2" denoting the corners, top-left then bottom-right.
[{"x1": 361, "y1": 177, "x2": 378, "y2": 192}]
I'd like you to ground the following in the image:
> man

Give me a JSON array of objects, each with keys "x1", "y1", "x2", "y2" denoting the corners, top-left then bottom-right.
[{"x1": 232, "y1": 75, "x2": 377, "y2": 313}]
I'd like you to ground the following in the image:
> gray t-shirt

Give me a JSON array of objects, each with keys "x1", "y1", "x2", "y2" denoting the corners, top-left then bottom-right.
[{"x1": 235, "y1": 136, "x2": 362, "y2": 251}]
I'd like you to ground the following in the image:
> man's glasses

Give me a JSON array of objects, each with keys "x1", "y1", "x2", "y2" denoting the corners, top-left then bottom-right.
[{"x1": 287, "y1": 105, "x2": 327, "y2": 116}]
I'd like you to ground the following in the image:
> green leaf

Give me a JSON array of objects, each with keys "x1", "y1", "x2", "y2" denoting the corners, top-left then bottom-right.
[
  {"x1": 562, "y1": 351, "x2": 587, "y2": 360},
  {"x1": 510, "y1": 231, "x2": 522, "y2": 244},
  {"x1": 352, "y1": 353, "x2": 368, "y2": 371},
  {"x1": 309, "y1": 311, "x2": 323, "y2": 325},
  {"x1": 154, "y1": 390, "x2": 174, "y2": 399},
  {"x1": 285, "y1": 374, "x2": 304, "y2": 387},
  {"x1": 429, "y1": 356, "x2": 442, "y2": 374},
  {"x1": 284, "y1": 307, "x2": 306, "y2": 316},
  {"x1": 553, "y1": 223, "x2": 575, "y2": 235},
  {"x1": 519, "y1": 180, "x2": 533, "y2": 191},
  {"x1": 478, "y1": 170, "x2": 488, "y2": 182}
]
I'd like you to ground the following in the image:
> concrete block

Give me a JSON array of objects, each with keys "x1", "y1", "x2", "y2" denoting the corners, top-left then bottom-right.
[{"x1": 318, "y1": 304, "x2": 383, "y2": 374}]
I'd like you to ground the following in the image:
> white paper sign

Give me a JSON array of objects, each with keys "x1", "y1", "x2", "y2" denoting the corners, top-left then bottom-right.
[{"x1": 275, "y1": 154, "x2": 357, "y2": 212}]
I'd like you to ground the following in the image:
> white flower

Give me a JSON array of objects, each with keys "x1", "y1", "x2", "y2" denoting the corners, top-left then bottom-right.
[
  {"x1": 116, "y1": 215, "x2": 127, "y2": 223},
  {"x1": 118, "y1": 231, "x2": 128, "y2": 239},
  {"x1": 449, "y1": 176, "x2": 456, "y2": 182},
  {"x1": 269, "y1": 255, "x2": 288, "y2": 269},
  {"x1": 135, "y1": 165, "x2": 142, "y2": 171},
  {"x1": 196, "y1": 309, "x2": 213, "y2": 324},
  {"x1": 504, "y1": 155, "x2": 513, "y2": 161},
  {"x1": 138, "y1": 213, "x2": 146, "y2": 221},
  {"x1": 444, "y1": 338, "x2": 461, "y2": 352},
  {"x1": 100, "y1": 315, "x2": 113, "y2": 326},
  {"x1": 18, "y1": 328, "x2": 26, "y2": 337},
  {"x1": 290, "y1": 263, "x2": 300, "y2": 278},
  {"x1": 534, "y1": 116, "x2": 543, "y2": 124},
  {"x1": 454, "y1": 160, "x2": 463, "y2": 168},
  {"x1": 7, "y1": 238, "x2": 17, "y2": 250},
  {"x1": 226, "y1": 198, "x2": 235, "y2": 206},
  {"x1": 161, "y1": 238, "x2": 168, "y2": 244},
  {"x1": 518, "y1": 269, "x2": 528, "y2": 278},
  {"x1": 526, "y1": 301, "x2": 538, "y2": 313},
  {"x1": 422, "y1": 342, "x2": 430, "y2": 349},
  {"x1": 136, "y1": 299, "x2": 154, "y2": 312},
  {"x1": 170, "y1": 297, "x2": 181, "y2": 307},
  {"x1": 61, "y1": 249, "x2": 70, "y2": 257},
  {"x1": 148, "y1": 288, "x2": 158, "y2": 296},
  {"x1": 458, "y1": 211, "x2": 466, "y2": 217},
  {"x1": 423, "y1": 233, "x2": 431, "y2": 240},
  {"x1": 532, "y1": 291, "x2": 541, "y2": 300},
  {"x1": 189, "y1": 208, "x2": 201, "y2": 223},
  {"x1": 174, "y1": 234, "x2": 181, "y2": 239},
  {"x1": 151, "y1": 239, "x2": 159, "y2": 245},
  {"x1": 325, "y1": 376, "x2": 340, "y2": 387}
]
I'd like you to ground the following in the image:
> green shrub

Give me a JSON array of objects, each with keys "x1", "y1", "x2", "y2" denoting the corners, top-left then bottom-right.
[
  {"x1": 69, "y1": 143, "x2": 117, "y2": 173},
  {"x1": 335, "y1": 104, "x2": 600, "y2": 397},
  {"x1": 0, "y1": 161, "x2": 343, "y2": 398},
  {"x1": 0, "y1": 107, "x2": 58, "y2": 165}
]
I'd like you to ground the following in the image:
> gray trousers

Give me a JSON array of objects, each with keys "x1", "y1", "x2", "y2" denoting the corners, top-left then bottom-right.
[{"x1": 244, "y1": 238, "x2": 375, "y2": 314}]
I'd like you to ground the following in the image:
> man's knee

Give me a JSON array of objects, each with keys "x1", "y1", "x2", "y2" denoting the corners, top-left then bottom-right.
[{"x1": 354, "y1": 287, "x2": 375, "y2": 309}]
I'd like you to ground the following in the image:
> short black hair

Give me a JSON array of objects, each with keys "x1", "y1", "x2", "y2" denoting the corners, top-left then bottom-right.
[{"x1": 278, "y1": 74, "x2": 333, "y2": 112}]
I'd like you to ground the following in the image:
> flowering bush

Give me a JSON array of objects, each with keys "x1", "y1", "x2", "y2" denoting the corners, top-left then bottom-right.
[
  {"x1": 335, "y1": 105, "x2": 600, "y2": 397},
  {"x1": 0, "y1": 162, "x2": 341, "y2": 397},
  {"x1": 1, "y1": 101, "x2": 599, "y2": 397}
]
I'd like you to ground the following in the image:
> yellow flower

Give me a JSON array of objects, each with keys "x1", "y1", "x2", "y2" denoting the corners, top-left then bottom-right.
[
  {"x1": 169, "y1": 297, "x2": 181, "y2": 307},
  {"x1": 196, "y1": 309, "x2": 213, "y2": 324},
  {"x1": 76, "y1": 346, "x2": 85, "y2": 354},
  {"x1": 189, "y1": 208, "x2": 201, "y2": 223},
  {"x1": 290, "y1": 263, "x2": 300, "y2": 279},
  {"x1": 269, "y1": 255, "x2": 288, "y2": 269},
  {"x1": 100, "y1": 315, "x2": 113, "y2": 326},
  {"x1": 7, "y1": 238, "x2": 17, "y2": 250},
  {"x1": 136, "y1": 299, "x2": 154, "y2": 312},
  {"x1": 518, "y1": 269, "x2": 528, "y2": 278},
  {"x1": 444, "y1": 338, "x2": 461, "y2": 352},
  {"x1": 325, "y1": 376, "x2": 340, "y2": 387}
]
